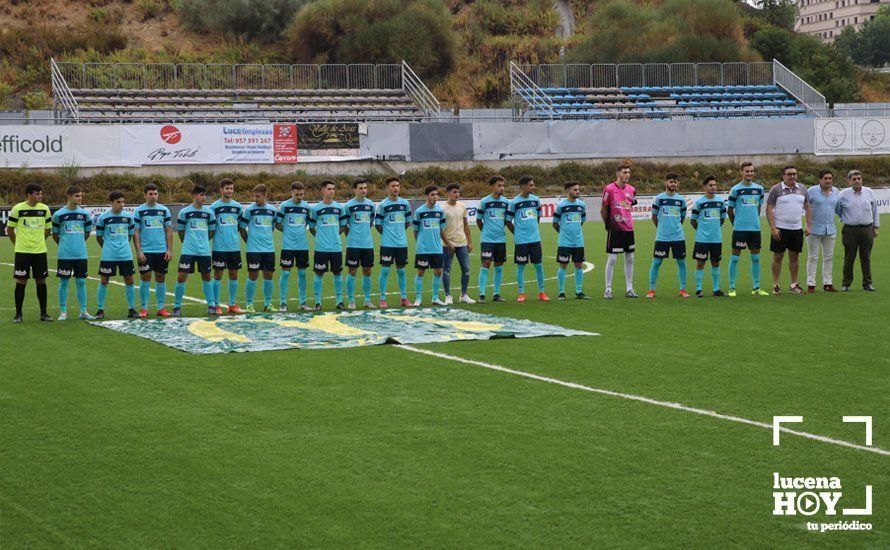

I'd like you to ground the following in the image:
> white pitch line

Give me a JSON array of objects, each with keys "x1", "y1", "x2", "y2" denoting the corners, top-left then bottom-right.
[
  {"x1": 396, "y1": 345, "x2": 890, "y2": 457},
  {"x1": 0, "y1": 262, "x2": 204, "y2": 304}
]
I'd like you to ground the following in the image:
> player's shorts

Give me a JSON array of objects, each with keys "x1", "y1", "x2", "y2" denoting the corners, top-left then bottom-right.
[
  {"x1": 280, "y1": 249, "x2": 309, "y2": 269},
  {"x1": 653, "y1": 240, "x2": 687, "y2": 259},
  {"x1": 212, "y1": 250, "x2": 242, "y2": 270},
  {"x1": 693, "y1": 242, "x2": 723, "y2": 262},
  {"x1": 514, "y1": 242, "x2": 543, "y2": 265},
  {"x1": 556, "y1": 246, "x2": 585, "y2": 264},
  {"x1": 99, "y1": 260, "x2": 135, "y2": 277},
  {"x1": 606, "y1": 230, "x2": 636, "y2": 254},
  {"x1": 480, "y1": 242, "x2": 507, "y2": 263},
  {"x1": 178, "y1": 255, "x2": 212, "y2": 274},
  {"x1": 731, "y1": 230, "x2": 762, "y2": 251},
  {"x1": 770, "y1": 228, "x2": 804, "y2": 254},
  {"x1": 415, "y1": 253, "x2": 444, "y2": 270},
  {"x1": 314, "y1": 251, "x2": 343, "y2": 274},
  {"x1": 138, "y1": 252, "x2": 169, "y2": 274},
  {"x1": 13, "y1": 252, "x2": 49, "y2": 280},
  {"x1": 346, "y1": 247, "x2": 374, "y2": 269},
  {"x1": 57, "y1": 259, "x2": 88, "y2": 279},
  {"x1": 379, "y1": 246, "x2": 408, "y2": 267},
  {"x1": 246, "y1": 252, "x2": 276, "y2": 272}
]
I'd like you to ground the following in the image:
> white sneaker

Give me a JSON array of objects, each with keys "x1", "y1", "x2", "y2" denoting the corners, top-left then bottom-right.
[
  {"x1": 299, "y1": 303, "x2": 313, "y2": 311},
  {"x1": 363, "y1": 300, "x2": 376, "y2": 309},
  {"x1": 432, "y1": 298, "x2": 446, "y2": 306},
  {"x1": 412, "y1": 298, "x2": 422, "y2": 307},
  {"x1": 444, "y1": 295, "x2": 454, "y2": 305},
  {"x1": 58, "y1": 311, "x2": 67, "y2": 321},
  {"x1": 460, "y1": 294, "x2": 476, "y2": 304},
  {"x1": 603, "y1": 289, "x2": 613, "y2": 299},
  {"x1": 78, "y1": 311, "x2": 96, "y2": 321},
  {"x1": 278, "y1": 303, "x2": 287, "y2": 313},
  {"x1": 348, "y1": 300, "x2": 357, "y2": 310}
]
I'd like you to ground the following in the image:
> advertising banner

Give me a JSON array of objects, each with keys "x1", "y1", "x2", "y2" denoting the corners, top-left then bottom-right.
[
  {"x1": 273, "y1": 124, "x2": 298, "y2": 163},
  {"x1": 0, "y1": 125, "x2": 128, "y2": 168},
  {"x1": 815, "y1": 118, "x2": 890, "y2": 156}
]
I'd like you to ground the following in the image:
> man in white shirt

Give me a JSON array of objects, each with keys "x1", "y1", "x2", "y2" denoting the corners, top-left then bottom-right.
[
  {"x1": 766, "y1": 165, "x2": 812, "y2": 295},
  {"x1": 441, "y1": 183, "x2": 475, "y2": 305},
  {"x1": 836, "y1": 170, "x2": 879, "y2": 291}
]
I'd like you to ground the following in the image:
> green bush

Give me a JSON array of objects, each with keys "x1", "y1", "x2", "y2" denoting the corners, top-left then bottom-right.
[
  {"x1": 173, "y1": 0, "x2": 305, "y2": 41},
  {"x1": 21, "y1": 90, "x2": 50, "y2": 110},
  {"x1": 285, "y1": 0, "x2": 458, "y2": 79}
]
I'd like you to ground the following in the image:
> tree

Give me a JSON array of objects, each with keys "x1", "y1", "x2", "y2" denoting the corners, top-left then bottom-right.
[
  {"x1": 173, "y1": 0, "x2": 306, "y2": 42},
  {"x1": 835, "y1": 6, "x2": 890, "y2": 67},
  {"x1": 755, "y1": 0, "x2": 798, "y2": 31},
  {"x1": 750, "y1": 27, "x2": 792, "y2": 64}
]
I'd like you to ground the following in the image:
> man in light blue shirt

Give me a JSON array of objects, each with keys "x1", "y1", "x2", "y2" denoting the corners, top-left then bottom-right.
[
  {"x1": 239, "y1": 184, "x2": 278, "y2": 313},
  {"x1": 310, "y1": 180, "x2": 347, "y2": 310},
  {"x1": 836, "y1": 169, "x2": 880, "y2": 291},
  {"x1": 412, "y1": 185, "x2": 450, "y2": 306},
  {"x1": 805, "y1": 170, "x2": 839, "y2": 293},
  {"x1": 727, "y1": 161, "x2": 769, "y2": 296},
  {"x1": 375, "y1": 176, "x2": 413, "y2": 308},
  {"x1": 476, "y1": 175, "x2": 510, "y2": 303},
  {"x1": 276, "y1": 181, "x2": 312, "y2": 312},
  {"x1": 507, "y1": 175, "x2": 549, "y2": 302},
  {"x1": 691, "y1": 176, "x2": 727, "y2": 297},
  {"x1": 648, "y1": 173, "x2": 688, "y2": 298},
  {"x1": 552, "y1": 181, "x2": 588, "y2": 300},
  {"x1": 133, "y1": 183, "x2": 173, "y2": 317},
  {"x1": 95, "y1": 191, "x2": 137, "y2": 319},
  {"x1": 344, "y1": 178, "x2": 376, "y2": 309},
  {"x1": 174, "y1": 185, "x2": 216, "y2": 317},
  {"x1": 51, "y1": 185, "x2": 94, "y2": 320},
  {"x1": 210, "y1": 178, "x2": 245, "y2": 314}
]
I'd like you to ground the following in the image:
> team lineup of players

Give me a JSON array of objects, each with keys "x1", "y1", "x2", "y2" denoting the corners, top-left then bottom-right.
[{"x1": 7, "y1": 162, "x2": 804, "y2": 321}]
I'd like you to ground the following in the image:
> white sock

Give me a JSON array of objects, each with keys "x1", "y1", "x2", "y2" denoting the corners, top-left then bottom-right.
[
  {"x1": 624, "y1": 252, "x2": 635, "y2": 292},
  {"x1": 605, "y1": 254, "x2": 618, "y2": 291}
]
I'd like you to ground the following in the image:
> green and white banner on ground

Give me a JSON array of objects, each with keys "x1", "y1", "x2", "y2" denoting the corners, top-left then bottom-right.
[{"x1": 91, "y1": 308, "x2": 596, "y2": 354}]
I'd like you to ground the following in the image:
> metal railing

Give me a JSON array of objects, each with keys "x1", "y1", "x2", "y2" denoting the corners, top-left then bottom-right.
[
  {"x1": 401, "y1": 61, "x2": 441, "y2": 119},
  {"x1": 515, "y1": 61, "x2": 775, "y2": 89},
  {"x1": 509, "y1": 61, "x2": 557, "y2": 119},
  {"x1": 55, "y1": 62, "x2": 406, "y2": 91},
  {"x1": 772, "y1": 58, "x2": 827, "y2": 114},
  {"x1": 50, "y1": 58, "x2": 79, "y2": 122}
]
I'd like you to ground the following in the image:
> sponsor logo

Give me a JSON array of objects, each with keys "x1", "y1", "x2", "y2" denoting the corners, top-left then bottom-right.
[
  {"x1": 14, "y1": 269, "x2": 27, "y2": 277},
  {"x1": 381, "y1": 255, "x2": 392, "y2": 262},
  {"x1": 0, "y1": 134, "x2": 63, "y2": 154},
  {"x1": 314, "y1": 263, "x2": 328, "y2": 270},
  {"x1": 694, "y1": 252, "x2": 708, "y2": 260},
  {"x1": 179, "y1": 262, "x2": 191, "y2": 269},
  {"x1": 654, "y1": 249, "x2": 667, "y2": 257},
  {"x1": 516, "y1": 255, "x2": 528, "y2": 262},
  {"x1": 248, "y1": 262, "x2": 260, "y2": 270},
  {"x1": 99, "y1": 267, "x2": 112, "y2": 274},
  {"x1": 160, "y1": 125, "x2": 182, "y2": 144},
  {"x1": 557, "y1": 254, "x2": 569, "y2": 263},
  {"x1": 481, "y1": 251, "x2": 492, "y2": 259},
  {"x1": 734, "y1": 240, "x2": 748, "y2": 248},
  {"x1": 212, "y1": 260, "x2": 226, "y2": 268},
  {"x1": 416, "y1": 259, "x2": 429, "y2": 267}
]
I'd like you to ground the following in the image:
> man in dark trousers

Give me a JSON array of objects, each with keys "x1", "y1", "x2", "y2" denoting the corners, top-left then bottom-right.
[{"x1": 836, "y1": 170, "x2": 879, "y2": 291}]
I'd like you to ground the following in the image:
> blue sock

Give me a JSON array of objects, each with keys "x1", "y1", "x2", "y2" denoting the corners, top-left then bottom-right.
[
  {"x1": 379, "y1": 266, "x2": 391, "y2": 302},
  {"x1": 125, "y1": 284, "x2": 135, "y2": 309},
  {"x1": 533, "y1": 263, "x2": 545, "y2": 292},
  {"x1": 517, "y1": 264, "x2": 526, "y2": 293},
  {"x1": 202, "y1": 280, "x2": 214, "y2": 307},
  {"x1": 362, "y1": 275, "x2": 372, "y2": 302},
  {"x1": 414, "y1": 274, "x2": 423, "y2": 302},
  {"x1": 297, "y1": 269, "x2": 307, "y2": 304},
  {"x1": 156, "y1": 282, "x2": 167, "y2": 309},
  {"x1": 649, "y1": 257, "x2": 663, "y2": 290},
  {"x1": 712, "y1": 265, "x2": 721, "y2": 292},
  {"x1": 75, "y1": 278, "x2": 87, "y2": 313},
  {"x1": 574, "y1": 266, "x2": 584, "y2": 294},
  {"x1": 175, "y1": 282, "x2": 186, "y2": 309},
  {"x1": 677, "y1": 258, "x2": 687, "y2": 291},
  {"x1": 212, "y1": 279, "x2": 222, "y2": 306},
  {"x1": 333, "y1": 273, "x2": 343, "y2": 303},
  {"x1": 479, "y1": 266, "x2": 489, "y2": 296},
  {"x1": 97, "y1": 283, "x2": 108, "y2": 310},
  {"x1": 227, "y1": 279, "x2": 238, "y2": 306},
  {"x1": 279, "y1": 270, "x2": 291, "y2": 306},
  {"x1": 729, "y1": 254, "x2": 740, "y2": 289},
  {"x1": 313, "y1": 274, "x2": 323, "y2": 305},
  {"x1": 397, "y1": 268, "x2": 407, "y2": 299},
  {"x1": 140, "y1": 280, "x2": 150, "y2": 309},
  {"x1": 346, "y1": 273, "x2": 356, "y2": 302},
  {"x1": 245, "y1": 278, "x2": 257, "y2": 306},
  {"x1": 493, "y1": 265, "x2": 503, "y2": 295},
  {"x1": 58, "y1": 278, "x2": 70, "y2": 313},
  {"x1": 263, "y1": 279, "x2": 273, "y2": 307},
  {"x1": 432, "y1": 274, "x2": 441, "y2": 300},
  {"x1": 557, "y1": 266, "x2": 566, "y2": 294},
  {"x1": 695, "y1": 268, "x2": 705, "y2": 291},
  {"x1": 751, "y1": 253, "x2": 761, "y2": 289}
]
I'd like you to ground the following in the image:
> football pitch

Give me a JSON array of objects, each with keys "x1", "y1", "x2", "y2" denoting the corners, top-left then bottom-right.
[{"x1": 1, "y1": 216, "x2": 888, "y2": 547}]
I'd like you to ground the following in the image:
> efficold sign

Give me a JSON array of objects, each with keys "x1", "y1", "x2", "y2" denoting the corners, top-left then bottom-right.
[{"x1": 0, "y1": 125, "x2": 128, "y2": 168}]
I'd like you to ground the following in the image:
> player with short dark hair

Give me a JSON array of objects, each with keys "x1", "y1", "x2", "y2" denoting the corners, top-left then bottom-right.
[
  {"x1": 239, "y1": 184, "x2": 277, "y2": 313},
  {"x1": 601, "y1": 164, "x2": 638, "y2": 299},
  {"x1": 441, "y1": 182, "x2": 475, "y2": 305},
  {"x1": 134, "y1": 182, "x2": 173, "y2": 317},
  {"x1": 344, "y1": 178, "x2": 376, "y2": 309},
  {"x1": 507, "y1": 176, "x2": 549, "y2": 302},
  {"x1": 52, "y1": 186, "x2": 94, "y2": 320},
  {"x1": 412, "y1": 185, "x2": 450, "y2": 306},
  {"x1": 7, "y1": 183, "x2": 52, "y2": 323},
  {"x1": 276, "y1": 181, "x2": 312, "y2": 312},
  {"x1": 173, "y1": 186, "x2": 217, "y2": 317},
  {"x1": 727, "y1": 162, "x2": 769, "y2": 296},
  {"x1": 375, "y1": 176, "x2": 413, "y2": 308},
  {"x1": 210, "y1": 178, "x2": 245, "y2": 314},
  {"x1": 691, "y1": 176, "x2": 727, "y2": 297},
  {"x1": 95, "y1": 191, "x2": 137, "y2": 319},
  {"x1": 647, "y1": 173, "x2": 689, "y2": 298},
  {"x1": 553, "y1": 181, "x2": 588, "y2": 300},
  {"x1": 310, "y1": 180, "x2": 347, "y2": 310},
  {"x1": 476, "y1": 175, "x2": 509, "y2": 303}
]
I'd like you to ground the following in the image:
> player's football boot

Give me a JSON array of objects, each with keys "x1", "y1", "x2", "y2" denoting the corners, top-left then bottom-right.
[
  {"x1": 94, "y1": 309, "x2": 105, "y2": 320},
  {"x1": 538, "y1": 292, "x2": 550, "y2": 302},
  {"x1": 431, "y1": 298, "x2": 446, "y2": 306},
  {"x1": 278, "y1": 303, "x2": 288, "y2": 313},
  {"x1": 126, "y1": 309, "x2": 139, "y2": 319},
  {"x1": 157, "y1": 308, "x2": 172, "y2": 317},
  {"x1": 575, "y1": 292, "x2": 590, "y2": 300},
  {"x1": 492, "y1": 294, "x2": 506, "y2": 302},
  {"x1": 79, "y1": 311, "x2": 96, "y2": 321},
  {"x1": 299, "y1": 303, "x2": 313, "y2": 311},
  {"x1": 314, "y1": 303, "x2": 322, "y2": 311},
  {"x1": 645, "y1": 290, "x2": 656, "y2": 299},
  {"x1": 625, "y1": 290, "x2": 639, "y2": 298},
  {"x1": 696, "y1": 290, "x2": 704, "y2": 298},
  {"x1": 772, "y1": 285, "x2": 781, "y2": 295},
  {"x1": 477, "y1": 295, "x2": 486, "y2": 303},
  {"x1": 753, "y1": 287, "x2": 769, "y2": 296},
  {"x1": 379, "y1": 299, "x2": 389, "y2": 308},
  {"x1": 807, "y1": 285, "x2": 816, "y2": 294},
  {"x1": 824, "y1": 285, "x2": 837, "y2": 292},
  {"x1": 727, "y1": 288, "x2": 737, "y2": 297},
  {"x1": 789, "y1": 284, "x2": 804, "y2": 295},
  {"x1": 412, "y1": 298, "x2": 422, "y2": 307},
  {"x1": 713, "y1": 290, "x2": 726, "y2": 297},
  {"x1": 348, "y1": 300, "x2": 356, "y2": 310},
  {"x1": 139, "y1": 309, "x2": 148, "y2": 318},
  {"x1": 206, "y1": 306, "x2": 217, "y2": 316},
  {"x1": 227, "y1": 305, "x2": 246, "y2": 315},
  {"x1": 214, "y1": 306, "x2": 223, "y2": 315},
  {"x1": 58, "y1": 311, "x2": 68, "y2": 321},
  {"x1": 172, "y1": 307, "x2": 182, "y2": 317},
  {"x1": 558, "y1": 292, "x2": 566, "y2": 300},
  {"x1": 364, "y1": 301, "x2": 376, "y2": 309},
  {"x1": 400, "y1": 298, "x2": 412, "y2": 307},
  {"x1": 517, "y1": 293, "x2": 527, "y2": 302},
  {"x1": 679, "y1": 290, "x2": 690, "y2": 298},
  {"x1": 262, "y1": 305, "x2": 274, "y2": 313},
  {"x1": 335, "y1": 302, "x2": 345, "y2": 310},
  {"x1": 244, "y1": 304, "x2": 257, "y2": 313}
]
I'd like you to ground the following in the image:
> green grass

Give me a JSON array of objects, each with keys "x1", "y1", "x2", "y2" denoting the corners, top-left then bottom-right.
[{"x1": 1, "y1": 216, "x2": 888, "y2": 547}]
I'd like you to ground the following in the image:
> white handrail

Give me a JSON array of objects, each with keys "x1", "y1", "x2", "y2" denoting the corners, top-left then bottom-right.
[
  {"x1": 51, "y1": 58, "x2": 79, "y2": 122},
  {"x1": 401, "y1": 61, "x2": 441, "y2": 119},
  {"x1": 509, "y1": 61, "x2": 557, "y2": 119},
  {"x1": 772, "y1": 58, "x2": 826, "y2": 113}
]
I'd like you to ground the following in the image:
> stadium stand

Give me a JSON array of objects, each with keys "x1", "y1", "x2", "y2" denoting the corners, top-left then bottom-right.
[
  {"x1": 51, "y1": 60, "x2": 440, "y2": 123},
  {"x1": 510, "y1": 61, "x2": 821, "y2": 120}
]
